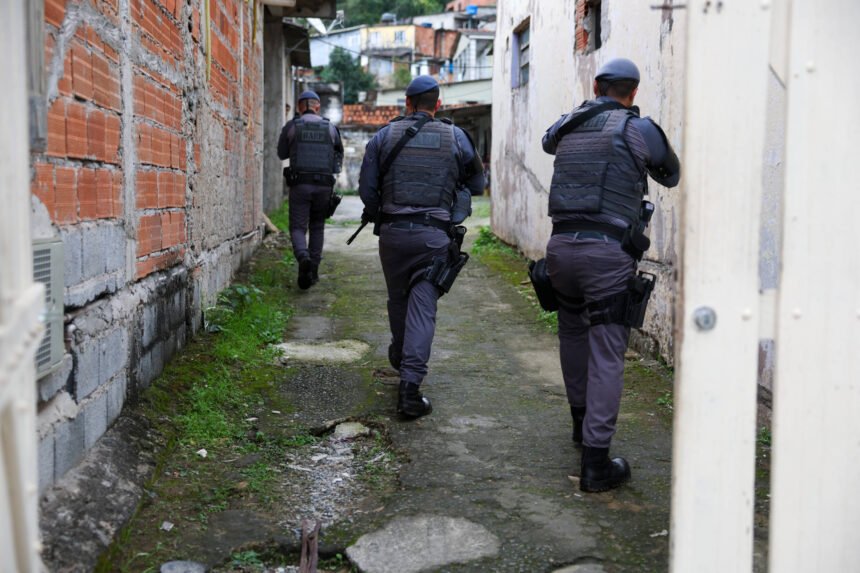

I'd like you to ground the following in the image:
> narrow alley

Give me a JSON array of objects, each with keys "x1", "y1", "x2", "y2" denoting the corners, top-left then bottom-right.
[{"x1": 51, "y1": 197, "x2": 678, "y2": 572}]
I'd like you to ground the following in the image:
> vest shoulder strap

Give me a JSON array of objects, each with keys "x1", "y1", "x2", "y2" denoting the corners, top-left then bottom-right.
[
  {"x1": 379, "y1": 115, "x2": 433, "y2": 179},
  {"x1": 556, "y1": 100, "x2": 628, "y2": 140}
]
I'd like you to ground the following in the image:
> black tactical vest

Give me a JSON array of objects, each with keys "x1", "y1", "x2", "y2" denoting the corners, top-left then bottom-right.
[
  {"x1": 380, "y1": 117, "x2": 459, "y2": 210},
  {"x1": 549, "y1": 101, "x2": 646, "y2": 226},
  {"x1": 290, "y1": 117, "x2": 335, "y2": 175}
]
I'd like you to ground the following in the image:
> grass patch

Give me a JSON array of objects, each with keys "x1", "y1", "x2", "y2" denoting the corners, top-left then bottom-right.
[
  {"x1": 268, "y1": 200, "x2": 291, "y2": 233},
  {"x1": 471, "y1": 197, "x2": 491, "y2": 219},
  {"x1": 470, "y1": 226, "x2": 558, "y2": 332},
  {"x1": 96, "y1": 202, "x2": 300, "y2": 572}
]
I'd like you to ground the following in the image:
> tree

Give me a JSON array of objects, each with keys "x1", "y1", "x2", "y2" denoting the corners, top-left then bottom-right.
[
  {"x1": 338, "y1": 0, "x2": 446, "y2": 27},
  {"x1": 320, "y1": 47, "x2": 377, "y2": 104},
  {"x1": 393, "y1": 66, "x2": 413, "y2": 89}
]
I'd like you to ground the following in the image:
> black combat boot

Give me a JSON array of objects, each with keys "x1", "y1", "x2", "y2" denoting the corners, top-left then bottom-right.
[
  {"x1": 580, "y1": 446, "x2": 631, "y2": 493},
  {"x1": 297, "y1": 256, "x2": 314, "y2": 290},
  {"x1": 570, "y1": 406, "x2": 586, "y2": 447},
  {"x1": 310, "y1": 262, "x2": 320, "y2": 286},
  {"x1": 397, "y1": 381, "x2": 432, "y2": 419}
]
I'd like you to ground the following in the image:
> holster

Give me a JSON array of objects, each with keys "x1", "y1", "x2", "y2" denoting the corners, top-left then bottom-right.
[
  {"x1": 416, "y1": 226, "x2": 470, "y2": 295},
  {"x1": 624, "y1": 271, "x2": 656, "y2": 328},
  {"x1": 327, "y1": 192, "x2": 342, "y2": 218},
  {"x1": 528, "y1": 258, "x2": 559, "y2": 312},
  {"x1": 588, "y1": 271, "x2": 656, "y2": 328},
  {"x1": 621, "y1": 224, "x2": 651, "y2": 262}
]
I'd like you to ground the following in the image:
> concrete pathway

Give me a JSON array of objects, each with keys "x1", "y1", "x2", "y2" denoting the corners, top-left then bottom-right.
[{"x1": 288, "y1": 196, "x2": 674, "y2": 572}]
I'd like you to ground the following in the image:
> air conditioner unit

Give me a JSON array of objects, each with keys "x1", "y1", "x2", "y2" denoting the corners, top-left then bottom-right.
[{"x1": 32, "y1": 239, "x2": 64, "y2": 377}]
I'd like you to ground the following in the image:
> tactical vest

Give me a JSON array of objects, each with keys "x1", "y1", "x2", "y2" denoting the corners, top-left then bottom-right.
[
  {"x1": 549, "y1": 101, "x2": 646, "y2": 226},
  {"x1": 380, "y1": 117, "x2": 459, "y2": 210},
  {"x1": 290, "y1": 116, "x2": 335, "y2": 175}
]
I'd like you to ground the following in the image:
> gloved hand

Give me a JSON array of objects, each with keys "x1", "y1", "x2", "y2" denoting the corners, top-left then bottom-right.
[{"x1": 361, "y1": 210, "x2": 376, "y2": 224}]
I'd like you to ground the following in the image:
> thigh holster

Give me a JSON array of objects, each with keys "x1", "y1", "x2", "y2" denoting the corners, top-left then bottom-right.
[{"x1": 588, "y1": 271, "x2": 656, "y2": 328}]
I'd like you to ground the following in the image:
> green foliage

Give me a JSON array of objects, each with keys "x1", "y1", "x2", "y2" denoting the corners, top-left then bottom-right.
[
  {"x1": 471, "y1": 226, "x2": 559, "y2": 332},
  {"x1": 338, "y1": 0, "x2": 446, "y2": 27},
  {"x1": 757, "y1": 425, "x2": 772, "y2": 447},
  {"x1": 320, "y1": 47, "x2": 377, "y2": 104},
  {"x1": 231, "y1": 550, "x2": 264, "y2": 567},
  {"x1": 393, "y1": 65, "x2": 413, "y2": 89},
  {"x1": 656, "y1": 390, "x2": 674, "y2": 411},
  {"x1": 268, "y1": 199, "x2": 291, "y2": 234}
]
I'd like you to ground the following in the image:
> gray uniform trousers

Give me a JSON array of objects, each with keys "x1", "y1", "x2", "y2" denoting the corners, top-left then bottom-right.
[
  {"x1": 379, "y1": 224, "x2": 450, "y2": 385},
  {"x1": 288, "y1": 183, "x2": 332, "y2": 265},
  {"x1": 546, "y1": 234, "x2": 635, "y2": 449}
]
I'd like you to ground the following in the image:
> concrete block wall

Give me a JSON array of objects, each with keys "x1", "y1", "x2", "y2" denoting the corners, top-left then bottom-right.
[{"x1": 30, "y1": 0, "x2": 265, "y2": 492}]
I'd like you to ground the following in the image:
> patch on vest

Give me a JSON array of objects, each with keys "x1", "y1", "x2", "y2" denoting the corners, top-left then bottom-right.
[
  {"x1": 576, "y1": 112, "x2": 610, "y2": 132},
  {"x1": 405, "y1": 132, "x2": 442, "y2": 149},
  {"x1": 300, "y1": 128, "x2": 327, "y2": 143}
]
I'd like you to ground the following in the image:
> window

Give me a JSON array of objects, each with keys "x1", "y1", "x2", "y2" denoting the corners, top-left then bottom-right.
[
  {"x1": 394, "y1": 30, "x2": 405, "y2": 44},
  {"x1": 369, "y1": 32, "x2": 380, "y2": 47},
  {"x1": 576, "y1": 0, "x2": 603, "y2": 53},
  {"x1": 511, "y1": 19, "x2": 530, "y2": 89}
]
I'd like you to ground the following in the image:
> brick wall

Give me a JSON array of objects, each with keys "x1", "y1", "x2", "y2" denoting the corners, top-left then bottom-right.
[
  {"x1": 342, "y1": 104, "x2": 402, "y2": 128},
  {"x1": 31, "y1": 0, "x2": 265, "y2": 492}
]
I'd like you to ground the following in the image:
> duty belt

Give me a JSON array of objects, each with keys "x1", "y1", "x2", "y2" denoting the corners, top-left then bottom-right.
[
  {"x1": 551, "y1": 220, "x2": 625, "y2": 242},
  {"x1": 291, "y1": 172, "x2": 336, "y2": 186},
  {"x1": 380, "y1": 213, "x2": 452, "y2": 232}
]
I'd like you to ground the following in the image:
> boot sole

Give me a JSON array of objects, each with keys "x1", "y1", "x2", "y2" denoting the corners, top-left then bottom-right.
[
  {"x1": 579, "y1": 474, "x2": 630, "y2": 493},
  {"x1": 397, "y1": 400, "x2": 433, "y2": 419}
]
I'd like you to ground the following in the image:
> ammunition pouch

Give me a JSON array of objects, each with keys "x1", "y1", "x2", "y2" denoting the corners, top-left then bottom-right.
[
  {"x1": 588, "y1": 271, "x2": 656, "y2": 328},
  {"x1": 528, "y1": 259, "x2": 559, "y2": 312},
  {"x1": 327, "y1": 191, "x2": 342, "y2": 218}
]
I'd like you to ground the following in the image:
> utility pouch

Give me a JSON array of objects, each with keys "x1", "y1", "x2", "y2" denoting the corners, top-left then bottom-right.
[
  {"x1": 450, "y1": 225, "x2": 467, "y2": 250},
  {"x1": 528, "y1": 259, "x2": 560, "y2": 312},
  {"x1": 284, "y1": 167, "x2": 294, "y2": 185},
  {"x1": 621, "y1": 224, "x2": 651, "y2": 261},
  {"x1": 327, "y1": 192, "x2": 342, "y2": 218},
  {"x1": 625, "y1": 271, "x2": 656, "y2": 328}
]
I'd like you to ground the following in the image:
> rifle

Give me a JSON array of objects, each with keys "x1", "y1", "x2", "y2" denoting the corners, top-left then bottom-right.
[{"x1": 346, "y1": 214, "x2": 371, "y2": 245}]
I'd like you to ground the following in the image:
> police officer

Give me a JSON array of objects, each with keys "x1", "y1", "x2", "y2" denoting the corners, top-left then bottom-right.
[
  {"x1": 277, "y1": 90, "x2": 344, "y2": 289},
  {"x1": 542, "y1": 58, "x2": 680, "y2": 492},
  {"x1": 358, "y1": 75, "x2": 484, "y2": 419}
]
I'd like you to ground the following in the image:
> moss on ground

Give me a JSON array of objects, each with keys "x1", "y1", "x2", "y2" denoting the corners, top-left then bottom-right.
[
  {"x1": 470, "y1": 226, "x2": 558, "y2": 332},
  {"x1": 96, "y1": 202, "x2": 306, "y2": 572}
]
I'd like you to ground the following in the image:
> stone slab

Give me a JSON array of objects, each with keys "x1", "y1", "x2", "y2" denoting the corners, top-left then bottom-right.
[{"x1": 346, "y1": 515, "x2": 500, "y2": 573}]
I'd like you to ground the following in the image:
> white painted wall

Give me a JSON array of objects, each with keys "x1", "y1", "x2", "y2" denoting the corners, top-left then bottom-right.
[
  {"x1": 377, "y1": 78, "x2": 491, "y2": 106},
  {"x1": 491, "y1": 0, "x2": 686, "y2": 360}
]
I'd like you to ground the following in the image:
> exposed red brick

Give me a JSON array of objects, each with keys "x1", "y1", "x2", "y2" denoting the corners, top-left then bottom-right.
[
  {"x1": 137, "y1": 213, "x2": 162, "y2": 257},
  {"x1": 46, "y1": 99, "x2": 67, "y2": 157},
  {"x1": 71, "y1": 43, "x2": 93, "y2": 101},
  {"x1": 45, "y1": 0, "x2": 66, "y2": 28},
  {"x1": 137, "y1": 122, "x2": 152, "y2": 164},
  {"x1": 58, "y1": 50, "x2": 73, "y2": 96},
  {"x1": 161, "y1": 211, "x2": 185, "y2": 248},
  {"x1": 342, "y1": 105, "x2": 402, "y2": 127},
  {"x1": 78, "y1": 168, "x2": 98, "y2": 220},
  {"x1": 87, "y1": 108, "x2": 106, "y2": 160},
  {"x1": 105, "y1": 113, "x2": 121, "y2": 164},
  {"x1": 112, "y1": 171, "x2": 124, "y2": 217},
  {"x1": 66, "y1": 101, "x2": 88, "y2": 159},
  {"x1": 32, "y1": 163, "x2": 55, "y2": 213},
  {"x1": 54, "y1": 166, "x2": 78, "y2": 223},
  {"x1": 136, "y1": 170, "x2": 158, "y2": 209},
  {"x1": 95, "y1": 169, "x2": 114, "y2": 218}
]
